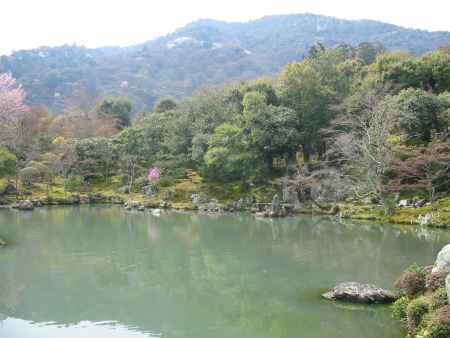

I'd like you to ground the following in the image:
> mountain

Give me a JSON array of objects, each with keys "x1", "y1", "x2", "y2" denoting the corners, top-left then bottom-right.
[{"x1": 1, "y1": 13, "x2": 450, "y2": 114}]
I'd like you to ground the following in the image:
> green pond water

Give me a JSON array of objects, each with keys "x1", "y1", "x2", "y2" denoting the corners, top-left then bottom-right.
[{"x1": 0, "y1": 206, "x2": 449, "y2": 338}]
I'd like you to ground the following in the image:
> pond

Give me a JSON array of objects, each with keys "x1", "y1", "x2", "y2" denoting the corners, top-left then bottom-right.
[{"x1": 0, "y1": 206, "x2": 449, "y2": 338}]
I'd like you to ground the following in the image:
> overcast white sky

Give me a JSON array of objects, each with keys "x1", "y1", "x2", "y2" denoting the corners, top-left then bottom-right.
[{"x1": 1, "y1": 0, "x2": 449, "y2": 55}]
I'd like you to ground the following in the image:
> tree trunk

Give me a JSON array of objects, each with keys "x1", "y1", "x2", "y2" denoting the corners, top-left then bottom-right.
[
  {"x1": 128, "y1": 160, "x2": 135, "y2": 200},
  {"x1": 302, "y1": 144, "x2": 311, "y2": 163},
  {"x1": 380, "y1": 193, "x2": 392, "y2": 216},
  {"x1": 15, "y1": 171, "x2": 19, "y2": 201}
]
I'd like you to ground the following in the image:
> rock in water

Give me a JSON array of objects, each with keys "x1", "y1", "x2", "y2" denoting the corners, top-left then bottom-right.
[
  {"x1": 12, "y1": 200, "x2": 34, "y2": 211},
  {"x1": 322, "y1": 282, "x2": 397, "y2": 304},
  {"x1": 432, "y1": 245, "x2": 450, "y2": 273}
]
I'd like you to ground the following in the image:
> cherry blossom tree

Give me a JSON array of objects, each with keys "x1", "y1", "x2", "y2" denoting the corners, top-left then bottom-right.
[
  {"x1": 147, "y1": 167, "x2": 160, "y2": 182},
  {"x1": 0, "y1": 73, "x2": 29, "y2": 148}
]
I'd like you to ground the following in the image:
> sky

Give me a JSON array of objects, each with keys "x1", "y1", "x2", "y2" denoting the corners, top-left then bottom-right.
[{"x1": 1, "y1": 0, "x2": 450, "y2": 55}]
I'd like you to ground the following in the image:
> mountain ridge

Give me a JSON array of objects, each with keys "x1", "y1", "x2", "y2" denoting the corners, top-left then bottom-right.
[{"x1": 1, "y1": 13, "x2": 450, "y2": 113}]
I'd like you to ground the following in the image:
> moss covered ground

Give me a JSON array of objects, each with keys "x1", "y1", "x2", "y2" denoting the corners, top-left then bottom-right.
[
  {"x1": 338, "y1": 198, "x2": 450, "y2": 228},
  {"x1": 1, "y1": 171, "x2": 449, "y2": 228}
]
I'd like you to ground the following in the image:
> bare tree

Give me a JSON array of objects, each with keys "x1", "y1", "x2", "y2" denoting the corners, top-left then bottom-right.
[{"x1": 331, "y1": 96, "x2": 398, "y2": 215}]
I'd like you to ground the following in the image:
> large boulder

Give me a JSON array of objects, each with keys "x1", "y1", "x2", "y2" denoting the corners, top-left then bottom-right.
[
  {"x1": 191, "y1": 193, "x2": 208, "y2": 205},
  {"x1": 432, "y1": 245, "x2": 450, "y2": 273},
  {"x1": 1, "y1": 182, "x2": 16, "y2": 196},
  {"x1": 12, "y1": 200, "x2": 34, "y2": 211},
  {"x1": 322, "y1": 282, "x2": 397, "y2": 304}
]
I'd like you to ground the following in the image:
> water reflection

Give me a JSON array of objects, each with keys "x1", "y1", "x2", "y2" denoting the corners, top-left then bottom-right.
[
  {"x1": 0, "y1": 317, "x2": 161, "y2": 338},
  {"x1": 147, "y1": 223, "x2": 157, "y2": 242},
  {"x1": 0, "y1": 207, "x2": 447, "y2": 338}
]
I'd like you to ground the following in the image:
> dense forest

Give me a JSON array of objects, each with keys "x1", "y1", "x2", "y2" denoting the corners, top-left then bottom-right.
[
  {"x1": 1, "y1": 41, "x2": 449, "y2": 226},
  {"x1": 1, "y1": 13, "x2": 450, "y2": 113}
]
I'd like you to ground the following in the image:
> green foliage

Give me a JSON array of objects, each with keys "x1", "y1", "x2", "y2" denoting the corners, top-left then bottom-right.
[
  {"x1": 406, "y1": 296, "x2": 429, "y2": 332},
  {"x1": 392, "y1": 296, "x2": 409, "y2": 322},
  {"x1": 134, "y1": 177, "x2": 149, "y2": 190},
  {"x1": 97, "y1": 96, "x2": 132, "y2": 129},
  {"x1": 370, "y1": 50, "x2": 450, "y2": 94},
  {"x1": 0, "y1": 147, "x2": 17, "y2": 178},
  {"x1": 242, "y1": 92, "x2": 300, "y2": 163},
  {"x1": 19, "y1": 167, "x2": 40, "y2": 187},
  {"x1": 74, "y1": 137, "x2": 116, "y2": 180},
  {"x1": 154, "y1": 97, "x2": 177, "y2": 113},
  {"x1": 204, "y1": 123, "x2": 256, "y2": 181},
  {"x1": 27, "y1": 161, "x2": 51, "y2": 180},
  {"x1": 430, "y1": 288, "x2": 449, "y2": 311},
  {"x1": 154, "y1": 176, "x2": 176, "y2": 189},
  {"x1": 426, "y1": 307, "x2": 450, "y2": 338},
  {"x1": 389, "y1": 88, "x2": 449, "y2": 143},
  {"x1": 1, "y1": 36, "x2": 449, "y2": 214},
  {"x1": 279, "y1": 56, "x2": 337, "y2": 160},
  {"x1": 64, "y1": 176, "x2": 82, "y2": 193}
]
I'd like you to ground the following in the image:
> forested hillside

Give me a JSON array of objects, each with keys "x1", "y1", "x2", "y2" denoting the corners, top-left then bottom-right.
[
  {"x1": 1, "y1": 13, "x2": 450, "y2": 113},
  {"x1": 1, "y1": 42, "x2": 449, "y2": 228}
]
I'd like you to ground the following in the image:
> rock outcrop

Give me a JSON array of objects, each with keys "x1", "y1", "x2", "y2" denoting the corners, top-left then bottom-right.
[
  {"x1": 322, "y1": 282, "x2": 397, "y2": 304},
  {"x1": 432, "y1": 244, "x2": 450, "y2": 273}
]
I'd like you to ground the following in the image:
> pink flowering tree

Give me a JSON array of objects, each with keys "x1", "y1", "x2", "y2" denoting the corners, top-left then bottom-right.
[
  {"x1": 147, "y1": 167, "x2": 161, "y2": 182},
  {"x1": 0, "y1": 73, "x2": 29, "y2": 146}
]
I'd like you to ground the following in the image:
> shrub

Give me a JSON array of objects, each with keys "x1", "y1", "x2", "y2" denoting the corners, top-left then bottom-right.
[
  {"x1": 426, "y1": 307, "x2": 450, "y2": 338},
  {"x1": 0, "y1": 147, "x2": 17, "y2": 178},
  {"x1": 134, "y1": 177, "x2": 148, "y2": 190},
  {"x1": 27, "y1": 161, "x2": 50, "y2": 180},
  {"x1": 392, "y1": 296, "x2": 409, "y2": 322},
  {"x1": 406, "y1": 296, "x2": 429, "y2": 334},
  {"x1": 430, "y1": 288, "x2": 449, "y2": 311},
  {"x1": 427, "y1": 269, "x2": 450, "y2": 291},
  {"x1": 118, "y1": 175, "x2": 128, "y2": 186},
  {"x1": 19, "y1": 167, "x2": 40, "y2": 187},
  {"x1": 155, "y1": 176, "x2": 176, "y2": 188},
  {"x1": 395, "y1": 264, "x2": 427, "y2": 296},
  {"x1": 64, "y1": 176, "x2": 82, "y2": 193}
]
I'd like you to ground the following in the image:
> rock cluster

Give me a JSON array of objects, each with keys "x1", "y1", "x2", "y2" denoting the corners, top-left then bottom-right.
[
  {"x1": 124, "y1": 200, "x2": 145, "y2": 211},
  {"x1": 253, "y1": 195, "x2": 294, "y2": 218},
  {"x1": 191, "y1": 194, "x2": 221, "y2": 213},
  {"x1": 322, "y1": 282, "x2": 397, "y2": 304},
  {"x1": 12, "y1": 200, "x2": 34, "y2": 211},
  {"x1": 417, "y1": 212, "x2": 447, "y2": 228},
  {"x1": 397, "y1": 199, "x2": 428, "y2": 208},
  {"x1": 224, "y1": 197, "x2": 255, "y2": 212}
]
